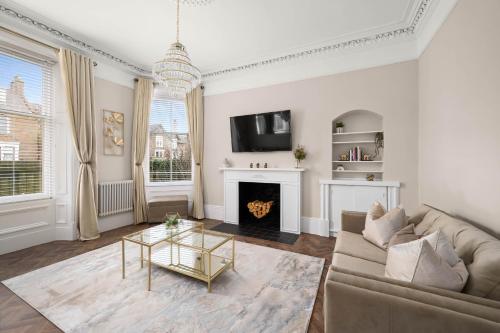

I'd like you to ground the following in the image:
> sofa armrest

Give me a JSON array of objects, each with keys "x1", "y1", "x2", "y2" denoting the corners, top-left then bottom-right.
[
  {"x1": 324, "y1": 267, "x2": 500, "y2": 333},
  {"x1": 341, "y1": 211, "x2": 366, "y2": 234}
]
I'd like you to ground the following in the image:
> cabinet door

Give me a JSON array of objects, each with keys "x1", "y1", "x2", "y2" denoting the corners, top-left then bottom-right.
[
  {"x1": 330, "y1": 185, "x2": 355, "y2": 233},
  {"x1": 354, "y1": 186, "x2": 387, "y2": 212},
  {"x1": 329, "y1": 185, "x2": 387, "y2": 233}
]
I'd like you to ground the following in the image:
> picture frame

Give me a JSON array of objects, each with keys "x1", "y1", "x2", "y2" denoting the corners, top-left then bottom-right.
[{"x1": 103, "y1": 110, "x2": 124, "y2": 156}]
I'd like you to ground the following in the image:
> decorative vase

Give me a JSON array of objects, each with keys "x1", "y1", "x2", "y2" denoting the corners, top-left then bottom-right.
[
  {"x1": 296, "y1": 159, "x2": 301, "y2": 168},
  {"x1": 336, "y1": 127, "x2": 344, "y2": 134}
]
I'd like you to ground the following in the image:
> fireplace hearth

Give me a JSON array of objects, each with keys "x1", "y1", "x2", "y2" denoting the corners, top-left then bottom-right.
[{"x1": 211, "y1": 181, "x2": 298, "y2": 244}]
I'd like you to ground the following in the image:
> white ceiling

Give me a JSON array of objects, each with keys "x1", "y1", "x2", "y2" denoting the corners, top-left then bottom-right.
[{"x1": 2, "y1": 0, "x2": 421, "y2": 73}]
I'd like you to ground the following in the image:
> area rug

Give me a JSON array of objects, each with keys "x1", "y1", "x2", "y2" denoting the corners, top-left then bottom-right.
[{"x1": 2, "y1": 240, "x2": 324, "y2": 333}]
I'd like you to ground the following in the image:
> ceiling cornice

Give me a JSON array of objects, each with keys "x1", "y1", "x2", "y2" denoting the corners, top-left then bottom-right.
[
  {"x1": 202, "y1": 0, "x2": 432, "y2": 79},
  {"x1": 1, "y1": 0, "x2": 434, "y2": 80},
  {"x1": 0, "y1": 4, "x2": 149, "y2": 75}
]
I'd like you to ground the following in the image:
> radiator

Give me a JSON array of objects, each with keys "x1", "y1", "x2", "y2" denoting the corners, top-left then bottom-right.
[{"x1": 98, "y1": 180, "x2": 134, "y2": 216}]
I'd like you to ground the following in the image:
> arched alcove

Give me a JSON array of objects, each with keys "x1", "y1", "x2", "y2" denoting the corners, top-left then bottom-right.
[{"x1": 332, "y1": 110, "x2": 384, "y2": 180}]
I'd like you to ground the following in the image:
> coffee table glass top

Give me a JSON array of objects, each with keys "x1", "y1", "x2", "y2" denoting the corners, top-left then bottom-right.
[
  {"x1": 123, "y1": 220, "x2": 203, "y2": 246},
  {"x1": 173, "y1": 230, "x2": 233, "y2": 252}
]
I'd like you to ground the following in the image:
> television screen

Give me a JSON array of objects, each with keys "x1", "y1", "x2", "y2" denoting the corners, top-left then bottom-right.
[{"x1": 230, "y1": 110, "x2": 292, "y2": 152}]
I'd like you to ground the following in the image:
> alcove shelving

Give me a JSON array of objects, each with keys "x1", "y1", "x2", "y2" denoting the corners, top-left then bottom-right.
[{"x1": 332, "y1": 110, "x2": 384, "y2": 180}]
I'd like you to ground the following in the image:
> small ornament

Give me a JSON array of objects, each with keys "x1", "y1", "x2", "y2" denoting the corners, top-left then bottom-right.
[
  {"x1": 366, "y1": 174, "x2": 375, "y2": 181},
  {"x1": 264, "y1": 163, "x2": 268, "y2": 168},
  {"x1": 250, "y1": 163, "x2": 253, "y2": 168},
  {"x1": 362, "y1": 154, "x2": 372, "y2": 161},
  {"x1": 256, "y1": 163, "x2": 260, "y2": 168},
  {"x1": 339, "y1": 153, "x2": 349, "y2": 161},
  {"x1": 222, "y1": 158, "x2": 231, "y2": 168},
  {"x1": 336, "y1": 165, "x2": 345, "y2": 171}
]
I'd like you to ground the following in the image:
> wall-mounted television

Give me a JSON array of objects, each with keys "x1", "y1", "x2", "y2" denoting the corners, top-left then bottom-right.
[{"x1": 230, "y1": 110, "x2": 292, "y2": 152}]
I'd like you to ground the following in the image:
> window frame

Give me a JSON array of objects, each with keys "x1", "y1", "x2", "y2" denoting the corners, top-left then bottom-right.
[
  {"x1": 145, "y1": 97, "x2": 193, "y2": 187},
  {"x1": 0, "y1": 48, "x2": 55, "y2": 204}
]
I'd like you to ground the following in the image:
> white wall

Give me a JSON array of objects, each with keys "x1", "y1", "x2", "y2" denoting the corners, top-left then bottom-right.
[
  {"x1": 203, "y1": 61, "x2": 420, "y2": 224},
  {"x1": 418, "y1": 0, "x2": 500, "y2": 236}
]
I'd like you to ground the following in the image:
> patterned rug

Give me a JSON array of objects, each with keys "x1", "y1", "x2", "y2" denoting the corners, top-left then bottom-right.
[{"x1": 3, "y1": 240, "x2": 324, "y2": 333}]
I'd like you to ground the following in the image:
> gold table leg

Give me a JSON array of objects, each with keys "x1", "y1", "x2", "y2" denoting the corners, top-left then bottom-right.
[
  {"x1": 232, "y1": 237, "x2": 235, "y2": 270},
  {"x1": 121, "y1": 239, "x2": 125, "y2": 279},
  {"x1": 148, "y1": 246, "x2": 152, "y2": 291},
  {"x1": 140, "y1": 245, "x2": 143, "y2": 268},
  {"x1": 208, "y1": 252, "x2": 212, "y2": 293}
]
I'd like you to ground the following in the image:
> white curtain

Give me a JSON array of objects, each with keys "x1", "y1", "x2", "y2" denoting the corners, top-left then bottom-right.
[
  {"x1": 132, "y1": 78, "x2": 153, "y2": 224},
  {"x1": 59, "y1": 49, "x2": 99, "y2": 240},
  {"x1": 185, "y1": 86, "x2": 205, "y2": 219}
]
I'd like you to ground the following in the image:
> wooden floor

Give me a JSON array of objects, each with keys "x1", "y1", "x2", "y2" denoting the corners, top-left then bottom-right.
[{"x1": 0, "y1": 219, "x2": 335, "y2": 333}]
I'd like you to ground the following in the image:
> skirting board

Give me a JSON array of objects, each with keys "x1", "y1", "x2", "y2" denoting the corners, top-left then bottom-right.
[
  {"x1": 204, "y1": 204, "x2": 330, "y2": 237},
  {"x1": 98, "y1": 212, "x2": 134, "y2": 233}
]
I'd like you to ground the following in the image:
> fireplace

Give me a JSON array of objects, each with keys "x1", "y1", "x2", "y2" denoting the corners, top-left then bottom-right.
[
  {"x1": 238, "y1": 182, "x2": 280, "y2": 231},
  {"x1": 216, "y1": 167, "x2": 304, "y2": 244}
]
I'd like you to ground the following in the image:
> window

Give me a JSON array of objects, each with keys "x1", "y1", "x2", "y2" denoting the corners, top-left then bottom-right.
[
  {"x1": 0, "y1": 115, "x2": 10, "y2": 134},
  {"x1": 0, "y1": 51, "x2": 54, "y2": 200},
  {"x1": 148, "y1": 96, "x2": 191, "y2": 183},
  {"x1": 155, "y1": 135, "x2": 163, "y2": 148}
]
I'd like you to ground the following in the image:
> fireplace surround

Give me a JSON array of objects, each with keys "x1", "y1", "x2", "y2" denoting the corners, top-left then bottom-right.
[{"x1": 220, "y1": 167, "x2": 304, "y2": 234}]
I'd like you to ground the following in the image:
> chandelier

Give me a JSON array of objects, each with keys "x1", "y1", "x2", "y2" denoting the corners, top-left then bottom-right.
[{"x1": 153, "y1": 0, "x2": 201, "y2": 98}]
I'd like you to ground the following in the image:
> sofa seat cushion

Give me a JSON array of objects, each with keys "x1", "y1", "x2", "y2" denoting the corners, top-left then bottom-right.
[
  {"x1": 335, "y1": 231, "x2": 387, "y2": 265},
  {"x1": 332, "y1": 253, "x2": 385, "y2": 277}
]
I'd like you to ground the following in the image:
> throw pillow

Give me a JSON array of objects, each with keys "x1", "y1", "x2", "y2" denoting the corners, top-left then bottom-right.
[
  {"x1": 388, "y1": 224, "x2": 419, "y2": 248},
  {"x1": 420, "y1": 230, "x2": 460, "y2": 267},
  {"x1": 385, "y1": 238, "x2": 469, "y2": 291},
  {"x1": 362, "y1": 202, "x2": 407, "y2": 249}
]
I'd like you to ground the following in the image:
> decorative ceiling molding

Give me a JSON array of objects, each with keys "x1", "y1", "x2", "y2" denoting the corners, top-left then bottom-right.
[
  {"x1": 0, "y1": 4, "x2": 149, "y2": 75},
  {"x1": 1, "y1": 0, "x2": 434, "y2": 80},
  {"x1": 202, "y1": 0, "x2": 432, "y2": 79}
]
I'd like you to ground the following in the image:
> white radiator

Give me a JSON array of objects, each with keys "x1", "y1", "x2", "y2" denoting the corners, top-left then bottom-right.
[{"x1": 98, "y1": 180, "x2": 134, "y2": 216}]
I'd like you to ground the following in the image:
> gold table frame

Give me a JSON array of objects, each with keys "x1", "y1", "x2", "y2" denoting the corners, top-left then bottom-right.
[{"x1": 121, "y1": 221, "x2": 235, "y2": 292}]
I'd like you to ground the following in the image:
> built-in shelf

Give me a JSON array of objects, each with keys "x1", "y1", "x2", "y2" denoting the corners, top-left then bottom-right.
[
  {"x1": 332, "y1": 140, "x2": 375, "y2": 144},
  {"x1": 332, "y1": 130, "x2": 383, "y2": 136},
  {"x1": 332, "y1": 161, "x2": 383, "y2": 163},
  {"x1": 332, "y1": 110, "x2": 384, "y2": 180},
  {"x1": 332, "y1": 170, "x2": 384, "y2": 173}
]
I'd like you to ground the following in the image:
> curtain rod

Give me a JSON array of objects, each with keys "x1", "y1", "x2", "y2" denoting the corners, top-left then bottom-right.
[
  {"x1": 133, "y1": 78, "x2": 204, "y2": 89},
  {"x1": 0, "y1": 25, "x2": 97, "y2": 67}
]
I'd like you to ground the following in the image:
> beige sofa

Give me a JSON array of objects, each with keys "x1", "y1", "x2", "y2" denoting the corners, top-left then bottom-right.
[{"x1": 324, "y1": 205, "x2": 500, "y2": 333}]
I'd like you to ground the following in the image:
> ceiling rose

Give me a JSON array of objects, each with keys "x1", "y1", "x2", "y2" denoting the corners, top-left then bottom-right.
[{"x1": 153, "y1": 0, "x2": 201, "y2": 98}]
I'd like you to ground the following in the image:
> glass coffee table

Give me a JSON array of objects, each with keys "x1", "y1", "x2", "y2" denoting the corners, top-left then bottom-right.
[{"x1": 122, "y1": 220, "x2": 235, "y2": 292}]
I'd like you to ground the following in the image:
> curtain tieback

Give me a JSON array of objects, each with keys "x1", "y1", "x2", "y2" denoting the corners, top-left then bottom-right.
[
  {"x1": 135, "y1": 163, "x2": 142, "y2": 166},
  {"x1": 195, "y1": 163, "x2": 201, "y2": 166},
  {"x1": 81, "y1": 161, "x2": 91, "y2": 165}
]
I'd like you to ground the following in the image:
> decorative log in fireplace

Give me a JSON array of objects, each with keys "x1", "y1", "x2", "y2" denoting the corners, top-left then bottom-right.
[{"x1": 247, "y1": 200, "x2": 274, "y2": 219}]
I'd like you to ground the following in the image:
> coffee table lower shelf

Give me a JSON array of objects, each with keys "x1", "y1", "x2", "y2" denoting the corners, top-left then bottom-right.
[{"x1": 149, "y1": 244, "x2": 234, "y2": 291}]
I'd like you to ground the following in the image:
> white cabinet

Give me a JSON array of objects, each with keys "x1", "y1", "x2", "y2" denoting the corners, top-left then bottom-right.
[{"x1": 320, "y1": 180, "x2": 400, "y2": 235}]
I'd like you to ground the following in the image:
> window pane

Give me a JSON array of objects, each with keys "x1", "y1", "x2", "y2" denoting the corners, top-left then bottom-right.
[
  {"x1": 0, "y1": 51, "x2": 52, "y2": 198},
  {"x1": 149, "y1": 98, "x2": 192, "y2": 183}
]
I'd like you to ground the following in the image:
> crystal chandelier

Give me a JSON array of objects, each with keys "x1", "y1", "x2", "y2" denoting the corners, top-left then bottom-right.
[{"x1": 153, "y1": 0, "x2": 201, "y2": 98}]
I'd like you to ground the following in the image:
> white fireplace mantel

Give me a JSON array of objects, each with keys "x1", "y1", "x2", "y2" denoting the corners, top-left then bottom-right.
[{"x1": 220, "y1": 167, "x2": 304, "y2": 234}]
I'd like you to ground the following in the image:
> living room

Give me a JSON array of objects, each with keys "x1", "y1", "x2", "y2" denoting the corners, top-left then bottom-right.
[{"x1": 0, "y1": 0, "x2": 499, "y2": 332}]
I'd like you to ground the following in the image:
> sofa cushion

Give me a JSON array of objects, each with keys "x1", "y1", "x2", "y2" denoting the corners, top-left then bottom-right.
[
  {"x1": 388, "y1": 224, "x2": 419, "y2": 248},
  {"x1": 335, "y1": 231, "x2": 387, "y2": 265},
  {"x1": 409, "y1": 207, "x2": 500, "y2": 300},
  {"x1": 386, "y1": 238, "x2": 469, "y2": 292},
  {"x1": 362, "y1": 202, "x2": 407, "y2": 249},
  {"x1": 414, "y1": 208, "x2": 443, "y2": 235},
  {"x1": 332, "y1": 253, "x2": 385, "y2": 277}
]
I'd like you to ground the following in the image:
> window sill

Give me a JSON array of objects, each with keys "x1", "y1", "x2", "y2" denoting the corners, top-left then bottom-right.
[{"x1": 0, "y1": 194, "x2": 52, "y2": 205}]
